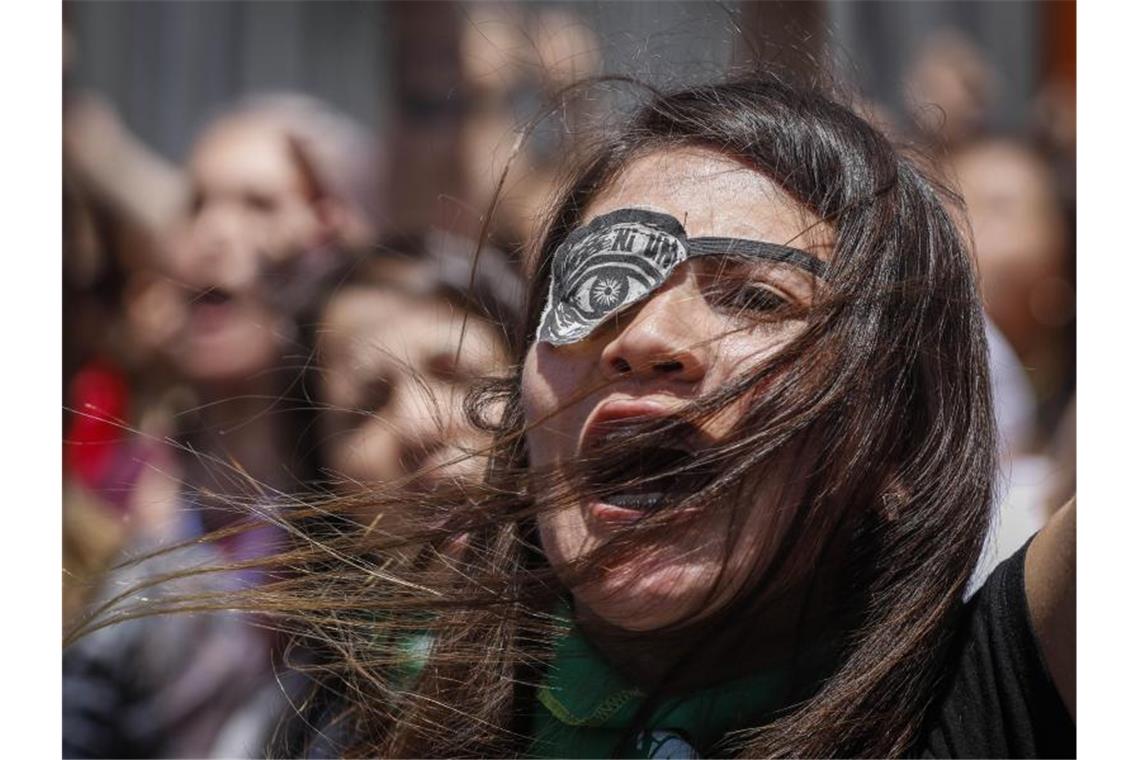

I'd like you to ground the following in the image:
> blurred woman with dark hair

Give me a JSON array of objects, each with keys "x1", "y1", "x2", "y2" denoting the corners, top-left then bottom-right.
[
  {"x1": 62, "y1": 93, "x2": 384, "y2": 759},
  {"x1": 309, "y1": 231, "x2": 523, "y2": 501}
]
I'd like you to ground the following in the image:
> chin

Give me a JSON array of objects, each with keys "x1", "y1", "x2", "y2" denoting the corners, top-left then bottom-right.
[
  {"x1": 540, "y1": 509, "x2": 730, "y2": 632},
  {"x1": 573, "y1": 557, "x2": 722, "y2": 632},
  {"x1": 176, "y1": 327, "x2": 279, "y2": 384},
  {"x1": 329, "y1": 441, "x2": 396, "y2": 488},
  {"x1": 180, "y1": 351, "x2": 275, "y2": 384}
]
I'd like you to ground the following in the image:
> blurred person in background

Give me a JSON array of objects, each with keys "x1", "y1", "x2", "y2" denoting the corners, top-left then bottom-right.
[
  {"x1": 902, "y1": 26, "x2": 1076, "y2": 584},
  {"x1": 62, "y1": 81, "x2": 189, "y2": 625},
  {"x1": 904, "y1": 25, "x2": 1076, "y2": 441},
  {"x1": 310, "y1": 235, "x2": 521, "y2": 502},
  {"x1": 949, "y1": 136, "x2": 1073, "y2": 436},
  {"x1": 270, "y1": 236, "x2": 522, "y2": 754},
  {"x1": 952, "y1": 135, "x2": 1075, "y2": 587},
  {"x1": 456, "y1": 3, "x2": 601, "y2": 253},
  {"x1": 152, "y1": 93, "x2": 382, "y2": 531},
  {"x1": 904, "y1": 29, "x2": 998, "y2": 151},
  {"x1": 63, "y1": 92, "x2": 384, "y2": 759}
]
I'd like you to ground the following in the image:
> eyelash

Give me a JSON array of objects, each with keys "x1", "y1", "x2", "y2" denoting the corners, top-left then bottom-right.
[
  {"x1": 712, "y1": 283, "x2": 790, "y2": 314},
  {"x1": 361, "y1": 376, "x2": 393, "y2": 411},
  {"x1": 734, "y1": 286, "x2": 788, "y2": 312}
]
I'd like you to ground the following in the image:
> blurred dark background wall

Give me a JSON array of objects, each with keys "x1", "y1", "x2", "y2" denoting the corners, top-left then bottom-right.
[
  {"x1": 65, "y1": 1, "x2": 392, "y2": 161},
  {"x1": 829, "y1": 0, "x2": 1038, "y2": 130},
  {"x1": 66, "y1": 0, "x2": 1052, "y2": 164}
]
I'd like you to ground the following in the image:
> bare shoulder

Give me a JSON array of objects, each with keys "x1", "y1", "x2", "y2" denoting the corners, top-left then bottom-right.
[{"x1": 1024, "y1": 497, "x2": 1076, "y2": 718}]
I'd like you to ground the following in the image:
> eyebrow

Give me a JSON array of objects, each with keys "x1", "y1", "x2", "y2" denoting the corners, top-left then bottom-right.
[{"x1": 687, "y1": 236, "x2": 827, "y2": 278}]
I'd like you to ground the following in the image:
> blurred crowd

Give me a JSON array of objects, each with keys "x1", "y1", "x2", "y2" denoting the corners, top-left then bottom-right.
[{"x1": 62, "y1": 3, "x2": 1075, "y2": 757}]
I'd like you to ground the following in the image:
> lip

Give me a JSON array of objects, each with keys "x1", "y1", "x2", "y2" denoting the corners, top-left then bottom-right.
[
  {"x1": 579, "y1": 396, "x2": 692, "y2": 456},
  {"x1": 578, "y1": 396, "x2": 712, "y2": 529},
  {"x1": 186, "y1": 286, "x2": 241, "y2": 334},
  {"x1": 587, "y1": 499, "x2": 645, "y2": 526},
  {"x1": 585, "y1": 494, "x2": 705, "y2": 529},
  {"x1": 188, "y1": 301, "x2": 237, "y2": 334}
]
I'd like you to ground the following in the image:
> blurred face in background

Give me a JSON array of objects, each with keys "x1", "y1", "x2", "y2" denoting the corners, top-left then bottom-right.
[
  {"x1": 950, "y1": 139, "x2": 1069, "y2": 360},
  {"x1": 164, "y1": 114, "x2": 334, "y2": 384},
  {"x1": 316, "y1": 285, "x2": 509, "y2": 497},
  {"x1": 905, "y1": 29, "x2": 997, "y2": 148},
  {"x1": 457, "y1": 5, "x2": 600, "y2": 248}
]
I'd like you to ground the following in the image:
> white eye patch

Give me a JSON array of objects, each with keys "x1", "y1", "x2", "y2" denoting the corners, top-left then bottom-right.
[{"x1": 536, "y1": 208, "x2": 825, "y2": 346}]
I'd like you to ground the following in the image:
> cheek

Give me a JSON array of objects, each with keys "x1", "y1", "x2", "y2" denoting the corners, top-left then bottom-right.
[
  {"x1": 522, "y1": 346, "x2": 595, "y2": 572},
  {"x1": 316, "y1": 364, "x2": 354, "y2": 411},
  {"x1": 521, "y1": 350, "x2": 556, "y2": 469},
  {"x1": 278, "y1": 199, "x2": 321, "y2": 239},
  {"x1": 720, "y1": 448, "x2": 818, "y2": 595},
  {"x1": 519, "y1": 348, "x2": 546, "y2": 427},
  {"x1": 534, "y1": 505, "x2": 581, "y2": 572},
  {"x1": 255, "y1": 200, "x2": 320, "y2": 262},
  {"x1": 710, "y1": 321, "x2": 807, "y2": 395},
  {"x1": 520, "y1": 344, "x2": 590, "y2": 466},
  {"x1": 330, "y1": 423, "x2": 400, "y2": 483},
  {"x1": 719, "y1": 319, "x2": 804, "y2": 366}
]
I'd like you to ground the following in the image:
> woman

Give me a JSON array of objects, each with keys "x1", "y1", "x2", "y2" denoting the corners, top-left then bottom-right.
[
  {"x1": 62, "y1": 93, "x2": 381, "y2": 759},
  {"x1": 309, "y1": 231, "x2": 522, "y2": 501},
  {"x1": 80, "y1": 76, "x2": 1075, "y2": 759}
]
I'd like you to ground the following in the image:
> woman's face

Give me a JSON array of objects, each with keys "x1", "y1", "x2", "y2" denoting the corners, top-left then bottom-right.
[
  {"x1": 317, "y1": 287, "x2": 509, "y2": 496},
  {"x1": 521, "y1": 148, "x2": 830, "y2": 631},
  {"x1": 949, "y1": 140, "x2": 1069, "y2": 355},
  {"x1": 165, "y1": 116, "x2": 328, "y2": 383}
]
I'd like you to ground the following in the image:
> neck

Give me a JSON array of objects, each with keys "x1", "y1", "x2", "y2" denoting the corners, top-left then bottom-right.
[
  {"x1": 179, "y1": 372, "x2": 302, "y2": 511},
  {"x1": 577, "y1": 553, "x2": 854, "y2": 699}
]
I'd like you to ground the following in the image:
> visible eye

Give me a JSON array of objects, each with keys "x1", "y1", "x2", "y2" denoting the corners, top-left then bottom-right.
[
  {"x1": 361, "y1": 376, "x2": 393, "y2": 412},
  {"x1": 720, "y1": 284, "x2": 789, "y2": 314},
  {"x1": 426, "y1": 353, "x2": 474, "y2": 385},
  {"x1": 188, "y1": 189, "x2": 206, "y2": 218},
  {"x1": 564, "y1": 274, "x2": 640, "y2": 314},
  {"x1": 244, "y1": 191, "x2": 279, "y2": 215}
]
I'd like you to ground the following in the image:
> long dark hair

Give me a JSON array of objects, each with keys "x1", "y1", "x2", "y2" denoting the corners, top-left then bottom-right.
[{"x1": 71, "y1": 75, "x2": 996, "y2": 758}]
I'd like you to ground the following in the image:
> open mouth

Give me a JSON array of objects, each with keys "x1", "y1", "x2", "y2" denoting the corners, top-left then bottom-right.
[
  {"x1": 186, "y1": 285, "x2": 241, "y2": 333},
  {"x1": 582, "y1": 420, "x2": 716, "y2": 515},
  {"x1": 191, "y1": 286, "x2": 236, "y2": 307},
  {"x1": 596, "y1": 446, "x2": 715, "y2": 512}
]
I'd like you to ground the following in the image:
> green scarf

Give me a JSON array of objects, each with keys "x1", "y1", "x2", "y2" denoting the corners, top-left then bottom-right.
[
  {"x1": 529, "y1": 624, "x2": 809, "y2": 759},
  {"x1": 382, "y1": 611, "x2": 832, "y2": 757}
]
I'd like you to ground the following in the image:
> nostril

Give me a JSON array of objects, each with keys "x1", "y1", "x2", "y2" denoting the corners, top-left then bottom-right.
[
  {"x1": 611, "y1": 358, "x2": 633, "y2": 374},
  {"x1": 653, "y1": 360, "x2": 684, "y2": 374}
]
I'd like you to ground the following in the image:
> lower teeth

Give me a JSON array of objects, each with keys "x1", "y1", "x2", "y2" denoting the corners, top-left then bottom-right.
[{"x1": 606, "y1": 493, "x2": 667, "y2": 510}]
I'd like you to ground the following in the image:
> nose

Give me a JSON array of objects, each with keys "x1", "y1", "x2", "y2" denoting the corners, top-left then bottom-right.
[
  {"x1": 599, "y1": 272, "x2": 710, "y2": 384},
  {"x1": 179, "y1": 206, "x2": 260, "y2": 291},
  {"x1": 389, "y1": 378, "x2": 463, "y2": 474}
]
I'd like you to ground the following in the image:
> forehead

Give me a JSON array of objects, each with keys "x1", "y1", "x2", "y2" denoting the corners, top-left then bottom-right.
[
  {"x1": 953, "y1": 142, "x2": 1057, "y2": 209},
  {"x1": 324, "y1": 288, "x2": 445, "y2": 340},
  {"x1": 321, "y1": 287, "x2": 502, "y2": 359},
  {"x1": 584, "y1": 147, "x2": 832, "y2": 260},
  {"x1": 189, "y1": 117, "x2": 301, "y2": 190}
]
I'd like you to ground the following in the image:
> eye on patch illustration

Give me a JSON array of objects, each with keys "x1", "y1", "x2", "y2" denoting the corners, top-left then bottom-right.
[{"x1": 536, "y1": 208, "x2": 824, "y2": 346}]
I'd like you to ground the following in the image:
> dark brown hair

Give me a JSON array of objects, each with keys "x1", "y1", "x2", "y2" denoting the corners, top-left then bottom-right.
[{"x1": 72, "y1": 74, "x2": 996, "y2": 759}]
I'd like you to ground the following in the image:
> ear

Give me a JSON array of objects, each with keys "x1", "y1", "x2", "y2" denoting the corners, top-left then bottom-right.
[
  {"x1": 313, "y1": 196, "x2": 349, "y2": 242},
  {"x1": 315, "y1": 196, "x2": 374, "y2": 250},
  {"x1": 284, "y1": 133, "x2": 353, "y2": 246}
]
